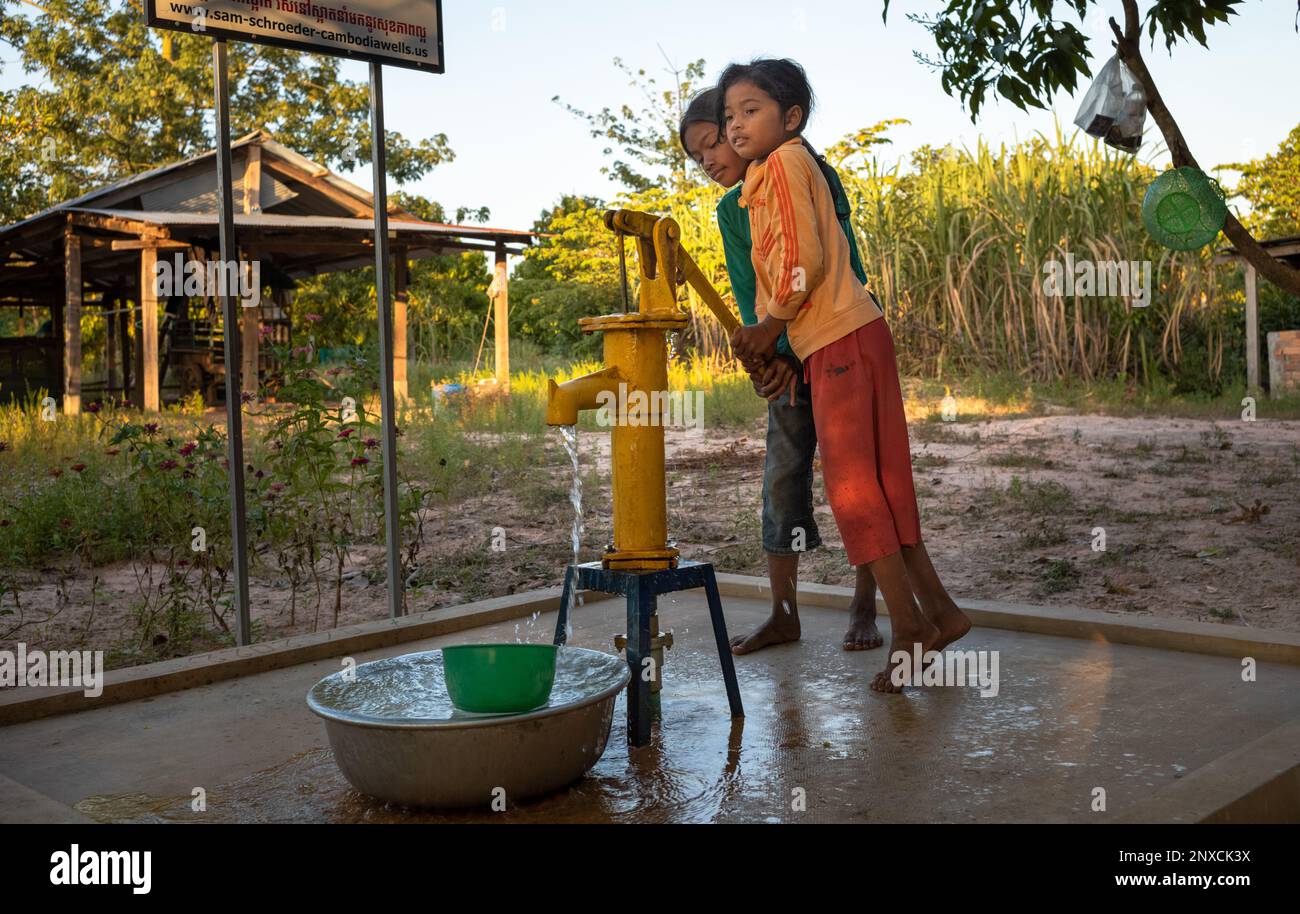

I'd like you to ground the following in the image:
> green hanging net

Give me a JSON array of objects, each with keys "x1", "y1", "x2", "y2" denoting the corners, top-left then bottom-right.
[{"x1": 1141, "y1": 167, "x2": 1227, "y2": 251}]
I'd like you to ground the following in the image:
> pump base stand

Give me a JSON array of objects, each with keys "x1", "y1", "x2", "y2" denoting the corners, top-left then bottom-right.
[{"x1": 553, "y1": 559, "x2": 744, "y2": 747}]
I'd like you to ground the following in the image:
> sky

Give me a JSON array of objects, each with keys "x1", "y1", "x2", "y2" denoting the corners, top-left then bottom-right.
[
  {"x1": 360, "y1": 0, "x2": 1299, "y2": 235},
  {"x1": 3, "y1": 0, "x2": 1297, "y2": 237}
]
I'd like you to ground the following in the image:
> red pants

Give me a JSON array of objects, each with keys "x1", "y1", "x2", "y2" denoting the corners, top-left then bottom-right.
[{"x1": 804, "y1": 319, "x2": 921, "y2": 565}]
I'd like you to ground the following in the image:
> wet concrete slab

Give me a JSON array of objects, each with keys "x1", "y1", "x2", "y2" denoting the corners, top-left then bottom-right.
[{"x1": 1, "y1": 590, "x2": 1297, "y2": 823}]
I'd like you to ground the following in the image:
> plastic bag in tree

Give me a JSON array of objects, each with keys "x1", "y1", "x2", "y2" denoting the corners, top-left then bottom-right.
[{"x1": 1073, "y1": 55, "x2": 1147, "y2": 154}]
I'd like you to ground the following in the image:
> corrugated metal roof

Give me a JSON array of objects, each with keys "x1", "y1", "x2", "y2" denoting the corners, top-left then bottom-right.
[
  {"x1": 0, "y1": 131, "x2": 267, "y2": 238},
  {"x1": 0, "y1": 129, "x2": 536, "y2": 245},
  {"x1": 73, "y1": 208, "x2": 536, "y2": 241}
]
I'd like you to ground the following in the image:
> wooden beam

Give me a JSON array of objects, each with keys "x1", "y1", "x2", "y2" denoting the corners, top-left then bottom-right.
[
  {"x1": 110, "y1": 239, "x2": 190, "y2": 251},
  {"x1": 63, "y1": 225, "x2": 82, "y2": 416},
  {"x1": 393, "y1": 246, "x2": 409, "y2": 402},
  {"x1": 70, "y1": 212, "x2": 169, "y2": 239},
  {"x1": 244, "y1": 145, "x2": 263, "y2": 214},
  {"x1": 493, "y1": 242, "x2": 510, "y2": 391},
  {"x1": 258, "y1": 156, "x2": 373, "y2": 217},
  {"x1": 138, "y1": 247, "x2": 160, "y2": 411}
]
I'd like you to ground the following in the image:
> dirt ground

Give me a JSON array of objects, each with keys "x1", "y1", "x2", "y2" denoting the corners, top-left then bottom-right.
[
  {"x1": 657, "y1": 412, "x2": 1300, "y2": 632},
  {"x1": 4, "y1": 410, "x2": 1299, "y2": 669}
]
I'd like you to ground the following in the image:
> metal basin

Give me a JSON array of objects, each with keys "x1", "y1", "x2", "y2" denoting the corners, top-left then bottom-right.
[{"x1": 307, "y1": 646, "x2": 629, "y2": 808}]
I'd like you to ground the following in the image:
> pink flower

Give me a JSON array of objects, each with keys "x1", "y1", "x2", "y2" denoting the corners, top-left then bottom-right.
[
  {"x1": 158, "y1": 459, "x2": 179, "y2": 471},
  {"x1": 363, "y1": 438, "x2": 378, "y2": 450},
  {"x1": 304, "y1": 313, "x2": 323, "y2": 323},
  {"x1": 337, "y1": 428, "x2": 354, "y2": 439},
  {"x1": 144, "y1": 423, "x2": 159, "y2": 435},
  {"x1": 351, "y1": 456, "x2": 369, "y2": 467},
  {"x1": 179, "y1": 442, "x2": 197, "y2": 457}
]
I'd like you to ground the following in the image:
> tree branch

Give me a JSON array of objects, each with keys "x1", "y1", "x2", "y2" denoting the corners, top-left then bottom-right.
[{"x1": 1109, "y1": 0, "x2": 1300, "y2": 296}]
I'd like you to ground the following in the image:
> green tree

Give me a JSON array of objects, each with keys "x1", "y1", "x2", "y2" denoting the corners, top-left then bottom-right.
[
  {"x1": 1222, "y1": 122, "x2": 1300, "y2": 241},
  {"x1": 292, "y1": 193, "x2": 494, "y2": 363},
  {"x1": 553, "y1": 55, "x2": 709, "y2": 196},
  {"x1": 884, "y1": 0, "x2": 1300, "y2": 297},
  {"x1": 0, "y1": 0, "x2": 452, "y2": 223}
]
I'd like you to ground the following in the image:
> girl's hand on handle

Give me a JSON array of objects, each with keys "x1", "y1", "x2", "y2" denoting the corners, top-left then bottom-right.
[
  {"x1": 757, "y1": 355, "x2": 799, "y2": 404},
  {"x1": 729, "y1": 316, "x2": 785, "y2": 364}
]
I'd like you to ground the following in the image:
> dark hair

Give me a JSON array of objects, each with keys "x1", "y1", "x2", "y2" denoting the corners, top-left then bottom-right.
[
  {"x1": 678, "y1": 87, "x2": 722, "y2": 154},
  {"x1": 715, "y1": 58, "x2": 815, "y2": 137}
]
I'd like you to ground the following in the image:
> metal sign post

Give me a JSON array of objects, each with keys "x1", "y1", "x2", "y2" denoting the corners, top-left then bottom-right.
[
  {"x1": 369, "y1": 61, "x2": 405, "y2": 619},
  {"x1": 212, "y1": 38, "x2": 253, "y2": 645},
  {"x1": 146, "y1": 1, "x2": 443, "y2": 637}
]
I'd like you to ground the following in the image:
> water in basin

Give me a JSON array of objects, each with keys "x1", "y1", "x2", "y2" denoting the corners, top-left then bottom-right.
[{"x1": 308, "y1": 646, "x2": 626, "y2": 724}]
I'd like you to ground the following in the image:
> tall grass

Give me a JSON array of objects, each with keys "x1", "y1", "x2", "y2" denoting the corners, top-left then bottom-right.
[{"x1": 831, "y1": 125, "x2": 1224, "y2": 383}]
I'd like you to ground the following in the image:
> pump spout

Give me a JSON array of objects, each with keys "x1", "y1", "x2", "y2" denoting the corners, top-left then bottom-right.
[{"x1": 546, "y1": 366, "x2": 624, "y2": 426}]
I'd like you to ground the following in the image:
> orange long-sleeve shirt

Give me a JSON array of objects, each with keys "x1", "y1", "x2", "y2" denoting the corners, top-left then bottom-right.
[{"x1": 738, "y1": 137, "x2": 882, "y2": 360}]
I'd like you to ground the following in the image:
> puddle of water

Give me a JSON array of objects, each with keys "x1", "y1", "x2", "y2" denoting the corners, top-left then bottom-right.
[{"x1": 68, "y1": 613, "x2": 1210, "y2": 823}]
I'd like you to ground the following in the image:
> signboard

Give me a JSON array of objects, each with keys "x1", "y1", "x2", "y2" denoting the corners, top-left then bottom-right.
[{"x1": 145, "y1": 0, "x2": 444, "y2": 73}]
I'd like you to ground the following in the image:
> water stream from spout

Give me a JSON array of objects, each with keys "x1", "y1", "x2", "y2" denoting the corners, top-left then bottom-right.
[{"x1": 560, "y1": 424, "x2": 584, "y2": 642}]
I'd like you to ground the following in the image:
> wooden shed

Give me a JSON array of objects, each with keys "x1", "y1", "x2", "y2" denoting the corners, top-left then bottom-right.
[
  {"x1": 1214, "y1": 234, "x2": 1300, "y2": 396},
  {"x1": 0, "y1": 129, "x2": 535, "y2": 412}
]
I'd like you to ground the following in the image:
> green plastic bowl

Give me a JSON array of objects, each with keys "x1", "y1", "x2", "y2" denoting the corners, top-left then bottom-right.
[
  {"x1": 1141, "y1": 166, "x2": 1227, "y2": 251},
  {"x1": 442, "y1": 644, "x2": 558, "y2": 714}
]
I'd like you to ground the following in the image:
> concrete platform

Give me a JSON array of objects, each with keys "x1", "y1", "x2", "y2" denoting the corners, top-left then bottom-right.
[{"x1": 1, "y1": 582, "x2": 1297, "y2": 823}]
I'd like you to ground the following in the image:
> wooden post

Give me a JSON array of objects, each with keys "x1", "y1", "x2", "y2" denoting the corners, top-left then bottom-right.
[
  {"x1": 393, "y1": 246, "x2": 409, "y2": 402},
  {"x1": 139, "y1": 246, "x2": 160, "y2": 411},
  {"x1": 240, "y1": 269, "x2": 259, "y2": 399},
  {"x1": 493, "y1": 242, "x2": 509, "y2": 391},
  {"x1": 242, "y1": 149, "x2": 263, "y2": 398},
  {"x1": 105, "y1": 292, "x2": 118, "y2": 395},
  {"x1": 120, "y1": 295, "x2": 132, "y2": 405},
  {"x1": 63, "y1": 225, "x2": 82, "y2": 416},
  {"x1": 1245, "y1": 262, "x2": 1259, "y2": 392},
  {"x1": 243, "y1": 144, "x2": 263, "y2": 214}
]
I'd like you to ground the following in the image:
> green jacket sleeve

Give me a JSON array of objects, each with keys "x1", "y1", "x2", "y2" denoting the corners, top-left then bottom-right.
[{"x1": 716, "y1": 189, "x2": 794, "y2": 358}]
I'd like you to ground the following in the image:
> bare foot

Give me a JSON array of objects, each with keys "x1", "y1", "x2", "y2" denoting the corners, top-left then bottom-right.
[
  {"x1": 842, "y1": 601, "x2": 883, "y2": 651},
  {"x1": 925, "y1": 595, "x2": 972, "y2": 654},
  {"x1": 870, "y1": 616, "x2": 940, "y2": 693},
  {"x1": 730, "y1": 614, "x2": 800, "y2": 655}
]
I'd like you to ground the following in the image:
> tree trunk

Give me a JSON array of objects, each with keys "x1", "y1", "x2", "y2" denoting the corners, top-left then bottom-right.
[{"x1": 1110, "y1": 0, "x2": 1300, "y2": 297}]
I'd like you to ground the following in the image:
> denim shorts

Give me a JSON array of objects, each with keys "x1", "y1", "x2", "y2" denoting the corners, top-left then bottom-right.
[{"x1": 762, "y1": 367, "x2": 823, "y2": 555}]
